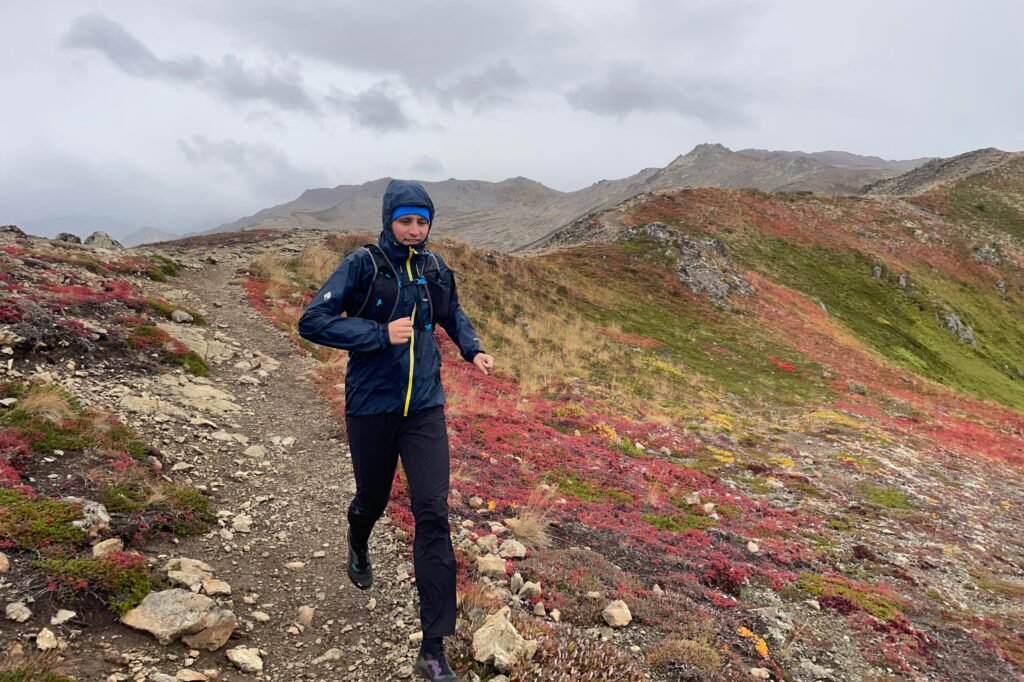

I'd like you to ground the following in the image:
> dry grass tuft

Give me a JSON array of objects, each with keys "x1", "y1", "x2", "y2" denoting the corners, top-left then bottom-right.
[
  {"x1": 646, "y1": 637, "x2": 723, "y2": 677},
  {"x1": 507, "y1": 486, "x2": 555, "y2": 549},
  {"x1": 250, "y1": 253, "x2": 292, "y2": 299},
  {"x1": 297, "y1": 245, "x2": 340, "y2": 285},
  {"x1": 12, "y1": 385, "x2": 74, "y2": 425},
  {"x1": 458, "y1": 580, "x2": 503, "y2": 620},
  {"x1": 0, "y1": 646, "x2": 74, "y2": 680}
]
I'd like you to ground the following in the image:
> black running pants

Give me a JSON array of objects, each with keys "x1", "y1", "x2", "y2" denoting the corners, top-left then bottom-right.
[{"x1": 345, "y1": 405, "x2": 456, "y2": 638}]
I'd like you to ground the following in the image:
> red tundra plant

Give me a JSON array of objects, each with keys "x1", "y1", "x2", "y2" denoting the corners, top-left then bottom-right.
[
  {"x1": 768, "y1": 356, "x2": 797, "y2": 372},
  {"x1": 0, "y1": 428, "x2": 33, "y2": 485}
]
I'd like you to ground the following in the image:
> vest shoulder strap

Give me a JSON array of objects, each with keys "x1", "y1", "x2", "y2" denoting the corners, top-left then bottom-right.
[{"x1": 353, "y1": 245, "x2": 398, "y2": 318}]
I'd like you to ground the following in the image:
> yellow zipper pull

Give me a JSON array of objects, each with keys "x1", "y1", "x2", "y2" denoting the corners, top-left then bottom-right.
[{"x1": 403, "y1": 248, "x2": 417, "y2": 416}]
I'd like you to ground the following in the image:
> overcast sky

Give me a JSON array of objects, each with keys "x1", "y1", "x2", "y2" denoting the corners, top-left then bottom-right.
[{"x1": 2, "y1": 1, "x2": 1022, "y2": 237}]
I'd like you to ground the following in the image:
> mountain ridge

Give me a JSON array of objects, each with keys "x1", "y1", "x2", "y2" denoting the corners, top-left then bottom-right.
[{"x1": 215, "y1": 144, "x2": 930, "y2": 251}]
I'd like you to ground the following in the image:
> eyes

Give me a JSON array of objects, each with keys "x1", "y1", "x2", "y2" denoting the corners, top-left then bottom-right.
[{"x1": 396, "y1": 216, "x2": 429, "y2": 227}]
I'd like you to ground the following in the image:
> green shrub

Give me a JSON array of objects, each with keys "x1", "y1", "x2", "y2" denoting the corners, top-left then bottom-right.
[
  {"x1": 35, "y1": 553, "x2": 152, "y2": 615},
  {"x1": 0, "y1": 488, "x2": 86, "y2": 551}
]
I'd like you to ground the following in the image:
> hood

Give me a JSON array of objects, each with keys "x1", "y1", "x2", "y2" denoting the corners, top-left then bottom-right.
[{"x1": 379, "y1": 179, "x2": 435, "y2": 261}]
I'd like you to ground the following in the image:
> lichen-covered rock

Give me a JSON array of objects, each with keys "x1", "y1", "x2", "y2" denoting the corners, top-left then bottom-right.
[
  {"x1": 226, "y1": 646, "x2": 264, "y2": 673},
  {"x1": 472, "y1": 606, "x2": 538, "y2": 673},
  {"x1": 181, "y1": 608, "x2": 236, "y2": 651},
  {"x1": 477, "y1": 554, "x2": 506, "y2": 578},
  {"x1": 602, "y1": 600, "x2": 632, "y2": 628},
  {"x1": 83, "y1": 231, "x2": 123, "y2": 249},
  {"x1": 53, "y1": 232, "x2": 82, "y2": 244},
  {"x1": 121, "y1": 589, "x2": 218, "y2": 645}
]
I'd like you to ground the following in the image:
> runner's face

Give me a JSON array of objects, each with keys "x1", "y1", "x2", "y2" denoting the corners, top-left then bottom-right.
[{"x1": 391, "y1": 215, "x2": 430, "y2": 245}]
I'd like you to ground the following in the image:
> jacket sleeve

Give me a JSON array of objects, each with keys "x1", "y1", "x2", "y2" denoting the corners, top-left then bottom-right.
[
  {"x1": 297, "y1": 251, "x2": 391, "y2": 352},
  {"x1": 436, "y1": 257, "x2": 484, "y2": 362}
]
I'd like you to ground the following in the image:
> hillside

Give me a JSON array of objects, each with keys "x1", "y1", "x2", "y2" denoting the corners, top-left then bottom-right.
[
  {"x1": 217, "y1": 144, "x2": 925, "y2": 252},
  {"x1": 236, "y1": 164, "x2": 1024, "y2": 680},
  {"x1": 3, "y1": 155, "x2": 1024, "y2": 681}
]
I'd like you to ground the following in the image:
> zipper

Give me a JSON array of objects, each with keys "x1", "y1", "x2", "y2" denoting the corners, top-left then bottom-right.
[{"x1": 403, "y1": 248, "x2": 417, "y2": 417}]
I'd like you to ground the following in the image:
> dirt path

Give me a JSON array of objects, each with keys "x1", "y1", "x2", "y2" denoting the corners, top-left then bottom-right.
[{"x1": 67, "y1": 241, "x2": 423, "y2": 681}]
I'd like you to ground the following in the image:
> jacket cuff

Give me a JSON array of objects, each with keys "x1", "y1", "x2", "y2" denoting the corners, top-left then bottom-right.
[
  {"x1": 377, "y1": 322, "x2": 390, "y2": 348},
  {"x1": 465, "y1": 349, "x2": 483, "y2": 362}
]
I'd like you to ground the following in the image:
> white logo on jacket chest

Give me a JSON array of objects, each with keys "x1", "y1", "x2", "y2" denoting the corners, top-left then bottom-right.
[{"x1": 323, "y1": 292, "x2": 332, "y2": 300}]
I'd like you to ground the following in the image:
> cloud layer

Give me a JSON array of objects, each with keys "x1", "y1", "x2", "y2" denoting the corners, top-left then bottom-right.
[{"x1": 1, "y1": 1, "x2": 1021, "y2": 236}]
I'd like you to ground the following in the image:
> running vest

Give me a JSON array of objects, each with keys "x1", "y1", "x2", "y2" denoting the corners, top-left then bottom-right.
[{"x1": 345, "y1": 244, "x2": 452, "y2": 326}]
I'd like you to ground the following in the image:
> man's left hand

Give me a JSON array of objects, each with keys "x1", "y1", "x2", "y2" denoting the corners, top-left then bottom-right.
[{"x1": 473, "y1": 353, "x2": 495, "y2": 375}]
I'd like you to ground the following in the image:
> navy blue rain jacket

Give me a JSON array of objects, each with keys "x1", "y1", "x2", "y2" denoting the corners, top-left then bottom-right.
[{"x1": 297, "y1": 180, "x2": 483, "y2": 416}]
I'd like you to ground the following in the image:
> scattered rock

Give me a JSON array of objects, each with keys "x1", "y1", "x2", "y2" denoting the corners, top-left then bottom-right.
[
  {"x1": 750, "y1": 668, "x2": 772, "y2": 679},
  {"x1": 243, "y1": 445, "x2": 267, "y2": 458},
  {"x1": 63, "y1": 497, "x2": 111, "y2": 532},
  {"x1": 800, "y1": 659, "x2": 834, "y2": 680},
  {"x1": 231, "y1": 514, "x2": 253, "y2": 533},
  {"x1": 498, "y1": 539, "x2": 527, "y2": 559},
  {"x1": 477, "y1": 554, "x2": 507, "y2": 578},
  {"x1": 518, "y1": 581, "x2": 541, "y2": 600},
  {"x1": 171, "y1": 310, "x2": 194, "y2": 324},
  {"x1": 201, "y1": 579, "x2": 232, "y2": 597},
  {"x1": 92, "y1": 538, "x2": 124, "y2": 557},
  {"x1": 0, "y1": 553, "x2": 9, "y2": 573},
  {"x1": 312, "y1": 648, "x2": 343, "y2": 665},
  {"x1": 226, "y1": 646, "x2": 263, "y2": 673},
  {"x1": 602, "y1": 600, "x2": 632, "y2": 628},
  {"x1": 53, "y1": 232, "x2": 81, "y2": 244},
  {"x1": 50, "y1": 609, "x2": 76, "y2": 626},
  {"x1": 472, "y1": 607, "x2": 538, "y2": 673},
  {"x1": 36, "y1": 628, "x2": 58, "y2": 651},
  {"x1": 6, "y1": 602, "x2": 32, "y2": 623},
  {"x1": 296, "y1": 606, "x2": 315, "y2": 627},
  {"x1": 747, "y1": 541, "x2": 760, "y2": 554}
]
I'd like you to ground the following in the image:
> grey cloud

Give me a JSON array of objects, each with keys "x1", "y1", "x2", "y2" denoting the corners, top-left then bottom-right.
[
  {"x1": 437, "y1": 60, "x2": 528, "y2": 110},
  {"x1": 178, "y1": 135, "x2": 326, "y2": 195},
  {"x1": 410, "y1": 156, "x2": 445, "y2": 176},
  {"x1": 62, "y1": 14, "x2": 317, "y2": 113},
  {"x1": 190, "y1": 0, "x2": 559, "y2": 81},
  {"x1": 327, "y1": 83, "x2": 411, "y2": 133},
  {"x1": 566, "y1": 62, "x2": 751, "y2": 127}
]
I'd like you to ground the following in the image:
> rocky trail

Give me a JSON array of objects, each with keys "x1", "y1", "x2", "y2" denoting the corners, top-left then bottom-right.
[{"x1": 2, "y1": 234, "x2": 427, "y2": 681}]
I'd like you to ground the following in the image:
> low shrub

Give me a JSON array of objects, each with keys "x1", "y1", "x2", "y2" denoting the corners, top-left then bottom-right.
[
  {"x1": 35, "y1": 551, "x2": 151, "y2": 615},
  {"x1": 0, "y1": 488, "x2": 86, "y2": 551}
]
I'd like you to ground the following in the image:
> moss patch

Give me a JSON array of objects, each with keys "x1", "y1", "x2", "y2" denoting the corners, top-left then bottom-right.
[
  {"x1": 0, "y1": 488, "x2": 86, "y2": 551},
  {"x1": 35, "y1": 553, "x2": 151, "y2": 615}
]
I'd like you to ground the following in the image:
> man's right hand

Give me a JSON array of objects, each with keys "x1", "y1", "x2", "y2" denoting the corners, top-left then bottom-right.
[{"x1": 388, "y1": 317, "x2": 414, "y2": 344}]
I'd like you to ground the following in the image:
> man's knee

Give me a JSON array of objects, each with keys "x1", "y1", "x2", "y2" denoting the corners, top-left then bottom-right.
[{"x1": 411, "y1": 493, "x2": 450, "y2": 529}]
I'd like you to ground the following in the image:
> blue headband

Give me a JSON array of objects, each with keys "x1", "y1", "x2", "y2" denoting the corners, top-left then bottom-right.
[{"x1": 391, "y1": 205, "x2": 431, "y2": 223}]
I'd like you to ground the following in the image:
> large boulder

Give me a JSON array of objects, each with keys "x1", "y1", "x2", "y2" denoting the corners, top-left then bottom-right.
[
  {"x1": 84, "y1": 231, "x2": 123, "y2": 249},
  {"x1": 0, "y1": 225, "x2": 26, "y2": 237},
  {"x1": 53, "y1": 232, "x2": 82, "y2": 244},
  {"x1": 121, "y1": 589, "x2": 233, "y2": 646},
  {"x1": 472, "y1": 606, "x2": 538, "y2": 673}
]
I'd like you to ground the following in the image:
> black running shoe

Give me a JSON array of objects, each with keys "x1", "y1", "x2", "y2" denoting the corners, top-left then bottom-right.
[
  {"x1": 414, "y1": 652, "x2": 463, "y2": 681},
  {"x1": 346, "y1": 530, "x2": 372, "y2": 590}
]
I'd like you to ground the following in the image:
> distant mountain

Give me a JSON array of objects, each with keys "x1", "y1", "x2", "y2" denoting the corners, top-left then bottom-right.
[
  {"x1": 121, "y1": 226, "x2": 185, "y2": 247},
  {"x1": 863, "y1": 147, "x2": 1018, "y2": 196},
  {"x1": 217, "y1": 144, "x2": 931, "y2": 251},
  {"x1": 738, "y1": 148, "x2": 932, "y2": 173}
]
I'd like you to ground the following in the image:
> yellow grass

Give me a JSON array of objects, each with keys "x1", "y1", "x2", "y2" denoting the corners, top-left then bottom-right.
[
  {"x1": 457, "y1": 580, "x2": 503, "y2": 617},
  {"x1": 12, "y1": 385, "x2": 74, "y2": 425},
  {"x1": 507, "y1": 485, "x2": 555, "y2": 549},
  {"x1": 250, "y1": 253, "x2": 292, "y2": 299},
  {"x1": 297, "y1": 245, "x2": 340, "y2": 285}
]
